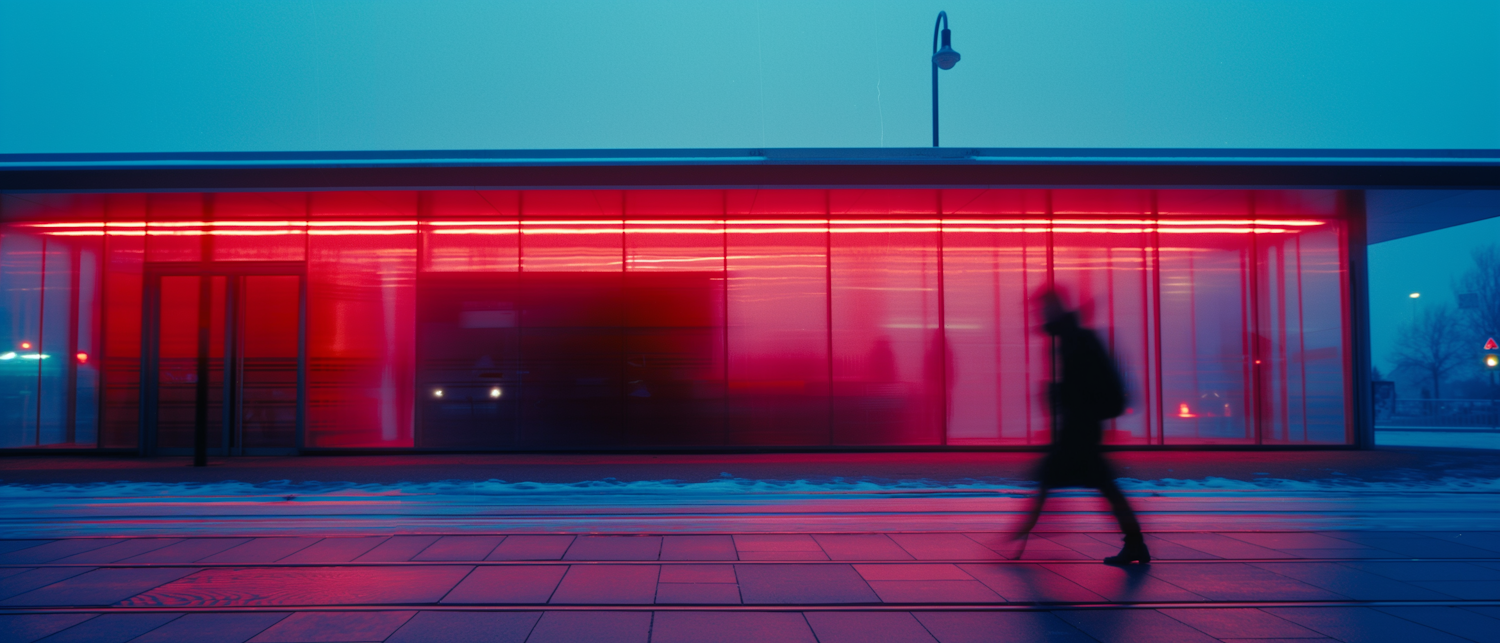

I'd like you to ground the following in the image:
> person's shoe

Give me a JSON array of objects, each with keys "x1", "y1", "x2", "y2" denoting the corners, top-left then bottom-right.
[{"x1": 1103, "y1": 537, "x2": 1150, "y2": 566}]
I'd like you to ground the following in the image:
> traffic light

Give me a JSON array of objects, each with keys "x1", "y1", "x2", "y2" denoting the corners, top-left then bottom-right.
[{"x1": 1488, "y1": 354, "x2": 1499, "y2": 369}]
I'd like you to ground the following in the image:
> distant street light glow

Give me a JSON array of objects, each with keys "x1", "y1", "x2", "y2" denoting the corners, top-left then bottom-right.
[{"x1": 1409, "y1": 293, "x2": 1420, "y2": 298}]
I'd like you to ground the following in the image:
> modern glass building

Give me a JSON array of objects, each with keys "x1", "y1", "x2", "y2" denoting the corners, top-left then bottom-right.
[{"x1": 2, "y1": 148, "x2": 1488, "y2": 454}]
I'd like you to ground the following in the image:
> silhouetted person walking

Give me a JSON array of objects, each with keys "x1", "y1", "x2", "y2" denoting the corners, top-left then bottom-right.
[{"x1": 1012, "y1": 289, "x2": 1149, "y2": 565}]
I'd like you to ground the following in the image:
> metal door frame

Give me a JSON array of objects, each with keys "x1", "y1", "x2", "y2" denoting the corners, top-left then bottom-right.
[{"x1": 139, "y1": 261, "x2": 307, "y2": 456}]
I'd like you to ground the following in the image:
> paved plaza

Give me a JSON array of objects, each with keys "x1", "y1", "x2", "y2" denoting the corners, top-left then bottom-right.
[{"x1": 4, "y1": 450, "x2": 1500, "y2": 641}]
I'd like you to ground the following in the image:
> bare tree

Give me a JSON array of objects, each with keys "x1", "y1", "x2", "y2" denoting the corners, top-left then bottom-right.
[
  {"x1": 1390, "y1": 304, "x2": 1469, "y2": 399},
  {"x1": 1457, "y1": 243, "x2": 1500, "y2": 342}
]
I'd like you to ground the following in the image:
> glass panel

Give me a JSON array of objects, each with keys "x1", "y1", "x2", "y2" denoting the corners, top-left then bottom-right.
[
  {"x1": 830, "y1": 217, "x2": 942, "y2": 445},
  {"x1": 0, "y1": 230, "x2": 43, "y2": 447},
  {"x1": 1258, "y1": 220, "x2": 1348, "y2": 443},
  {"x1": 1160, "y1": 228, "x2": 1255, "y2": 444},
  {"x1": 423, "y1": 191, "x2": 519, "y2": 272},
  {"x1": 625, "y1": 218, "x2": 726, "y2": 446},
  {"x1": 239, "y1": 275, "x2": 300, "y2": 449},
  {"x1": 156, "y1": 275, "x2": 227, "y2": 450},
  {"x1": 306, "y1": 201, "x2": 417, "y2": 448},
  {"x1": 1052, "y1": 221, "x2": 1156, "y2": 445},
  {"x1": 102, "y1": 195, "x2": 147, "y2": 448},
  {"x1": 415, "y1": 273, "x2": 521, "y2": 448},
  {"x1": 726, "y1": 215, "x2": 829, "y2": 446},
  {"x1": 518, "y1": 272, "x2": 624, "y2": 448},
  {"x1": 206, "y1": 192, "x2": 308, "y2": 262},
  {"x1": 943, "y1": 219, "x2": 1050, "y2": 444}
]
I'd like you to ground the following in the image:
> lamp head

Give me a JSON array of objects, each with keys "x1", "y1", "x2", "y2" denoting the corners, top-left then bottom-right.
[{"x1": 932, "y1": 28, "x2": 961, "y2": 70}]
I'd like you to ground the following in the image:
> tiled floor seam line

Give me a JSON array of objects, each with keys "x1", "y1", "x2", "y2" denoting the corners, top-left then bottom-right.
[
  {"x1": 432, "y1": 564, "x2": 482, "y2": 605},
  {"x1": 800, "y1": 611, "x2": 821, "y2": 643},
  {"x1": 268, "y1": 537, "x2": 323, "y2": 563},
  {"x1": 11, "y1": 556, "x2": 1485, "y2": 567},
  {"x1": 10, "y1": 600, "x2": 1500, "y2": 614}
]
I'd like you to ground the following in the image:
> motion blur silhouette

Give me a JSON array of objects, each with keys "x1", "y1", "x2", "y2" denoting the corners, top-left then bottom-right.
[{"x1": 1012, "y1": 288, "x2": 1149, "y2": 565}]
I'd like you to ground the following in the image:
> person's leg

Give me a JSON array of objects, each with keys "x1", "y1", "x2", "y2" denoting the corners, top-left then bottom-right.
[
  {"x1": 1096, "y1": 476, "x2": 1141, "y2": 539},
  {"x1": 1096, "y1": 476, "x2": 1150, "y2": 565},
  {"x1": 1015, "y1": 484, "x2": 1051, "y2": 538}
]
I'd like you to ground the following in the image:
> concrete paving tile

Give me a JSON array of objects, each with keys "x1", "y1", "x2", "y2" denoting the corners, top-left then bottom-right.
[
  {"x1": 121, "y1": 565, "x2": 472, "y2": 607},
  {"x1": 549, "y1": 565, "x2": 659, "y2": 604},
  {"x1": 119, "y1": 539, "x2": 252, "y2": 564},
  {"x1": 1224, "y1": 532, "x2": 1367, "y2": 550},
  {"x1": 1263, "y1": 606, "x2": 1473, "y2": 643},
  {"x1": 1055, "y1": 609, "x2": 1220, "y2": 643},
  {"x1": 0, "y1": 567, "x2": 95, "y2": 601},
  {"x1": 854, "y1": 564, "x2": 972, "y2": 581},
  {"x1": 736, "y1": 551, "x2": 829, "y2": 560},
  {"x1": 654, "y1": 583, "x2": 741, "y2": 604},
  {"x1": 1153, "y1": 533, "x2": 1290, "y2": 559},
  {"x1": 0, "y1": 540, "x2": 115, "y2": 564},
  {"x1": 957, "y1": 563, "x2": 1106, "y2": 603},
  {"x1": 1410, "y1": 580, "x2": 1500, "y2": 599},
  {"x1": 1042, "y1": 564, "x2": 1207, "y2": 602},
  {"x1": 0, "y1": 614, "x2": 95, "y2": 643},
  {"x1": 485, "y1": 535, "x2": 574, "y2": 561},
  {"x1": 562, "y1": 536, "x2": 660, "y2": 561},
  {"x1": 659, "y1": 564, "x2": 736, "y2": 583},
  {"x1": 247, "y1": 610, "x2": 416, "y2": 643},
  {"x1": 524, "y1": 611, "x2": 650, "y2": 643},
  {"x1": 805, "y1": 611, "x2": 937, "y2": 643},
  {"x1": 1419, "y1": 531, "x2": 1500, "y2": 553},
  {"x1": 352, "y1": 535, "x2": 439, "y2": 562},
  {"x1": 1086, "y1": 534, "x2": 1222, "y2": 560},
  {"x1": 1341, "y1": 561, "x2": 1500, "y2": 581},
  {"x1": 650, "y1": 611, "x2": 815, "y2": 643},
  {"x1": 384, "y1": 611, "x2": 541, "y2": 643},
  {"x1": 412, "y1": 536, "x2": 504, "y2": 561},
  {"x1": 660, "y1": 535, "x2": 737, "y2": 561},
  {"x1": 866, "y1": 580, "x2": 1004, "y2": 603},
  {"x1": 1158, "y1": 608, "x2": 1323, "y2": 638},
  {"x1": 914, "y1": 611, "x2": 1095, "y2": 643},
  {"x1": 735, "y1": 564, "x2": 878, "y2": 604},
  {"x1": 1218, "y1": 639, "x2": 1336, "y2": 642},
  {"x1": 1039, "y1": 534, "x2": 1120, "y2": 558},
  {"x1": 277, "y1": 537, "x2": 386, "y2": 563},
  {"x1": 0, "y1": 567, "x2": 31, "y2": 580},
  {"x1": 963, "y1": 533, "x2": 1070, "y2": 559},
  {"x1": 1252, "y1": 562, "x2": 1457, "y2": 600},
  {"x1": 812, "y1": 535, "x2": 913, "y2": 560},
  {"x1": 33, "y1": 612, "x2": 181, "y2": 643},
  {"x1": 1374, "y1": 606, "x2": 1500, "y2": 643},
  {"x1": 129, "y1": 612, "x2": 291, "y2": 643},
  {"x1": 50, "y1": 539, "x2": 182, "y2": 564},
  {"x1": 1, "y1": 567, "x2": 200, "y2": 607},
  {"x1": 887, "y1": 534, "x2": 1004, "y2": 561},
  {"x1": 732, "y1": 535, "x2": 821, "y2": 552},
  {"x1": 1463, "y1": 605, "x2": 1500, "y2": 619},
  {"x1": 201, "y1": 538, "x2": 321, "y2": 564},
  {"x1": 1144, "y1": 564, "x2": 1343, "y2": 601},
  {"x1": 0, "y1": 540, "x2": 54, "y2": 556},
  {"x1": 1276, "y1": 547, "x2": 1401, "y2": 559},
  {"x1": 440, "y1": 565, "x2": 567, "y2": 604},
  {"x1": 1317, "y1": 533, "x2": 1498, "y2": 558}
]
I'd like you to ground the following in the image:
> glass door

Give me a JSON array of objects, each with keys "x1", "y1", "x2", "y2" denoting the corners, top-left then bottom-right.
[{"x1": 144, "y1": 270, "x2": 304, "y2": 457}]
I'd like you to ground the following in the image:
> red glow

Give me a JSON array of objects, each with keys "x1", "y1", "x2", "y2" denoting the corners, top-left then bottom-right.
[
  {"x1": 2, "y1": 188, "x2": 1349, "y2": 450},
  {"x1": 20, "y1": 341, "x2": 31, "y2": 350}
]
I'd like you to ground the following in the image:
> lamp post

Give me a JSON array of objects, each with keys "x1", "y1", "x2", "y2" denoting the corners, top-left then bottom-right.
[{"x1": 931, "y1": 11, "x2": 961, "y2": 147}]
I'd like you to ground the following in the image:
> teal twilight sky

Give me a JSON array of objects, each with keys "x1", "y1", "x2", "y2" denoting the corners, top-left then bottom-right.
[{"x1": 2, "y1": 0, "x2": 1498, "y2": 153}]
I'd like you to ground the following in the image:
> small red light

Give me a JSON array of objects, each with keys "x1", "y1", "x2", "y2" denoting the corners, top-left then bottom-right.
[
  {"x1": 76, "y1": 352, "x2": 88, "y2": 364},
  {"x1": 20, "y1": 341, "x2": 31, "y2": 350}
]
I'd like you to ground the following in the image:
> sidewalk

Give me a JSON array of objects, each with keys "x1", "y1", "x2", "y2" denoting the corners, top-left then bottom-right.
[{"x1": 5, "y1": 530, "x2": 1500, "y2": 642}]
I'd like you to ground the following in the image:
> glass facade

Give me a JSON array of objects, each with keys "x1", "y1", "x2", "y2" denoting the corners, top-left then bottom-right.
[{"x1": 0, "y1": 188, "x2": 1351, "y2": 451}]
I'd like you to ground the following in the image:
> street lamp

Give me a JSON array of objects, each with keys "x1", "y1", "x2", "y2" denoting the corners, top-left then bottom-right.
[{"x1": 931, "y1": 11, "x2": 961, "y2": 147}]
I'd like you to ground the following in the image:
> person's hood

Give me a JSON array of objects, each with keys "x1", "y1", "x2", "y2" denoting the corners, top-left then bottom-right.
[{"x1": 1042, "y1": 311, "x2": 1080, "y2": 336}]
